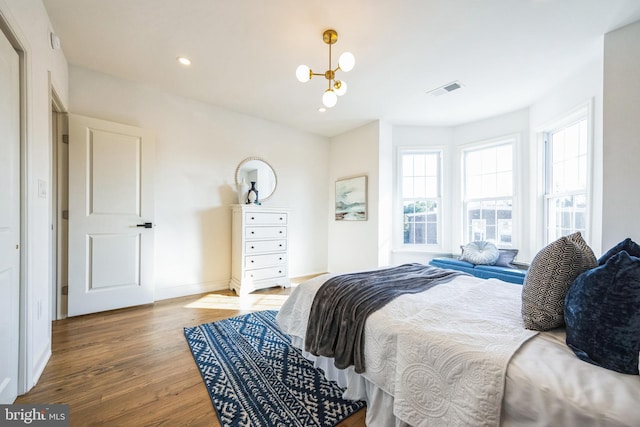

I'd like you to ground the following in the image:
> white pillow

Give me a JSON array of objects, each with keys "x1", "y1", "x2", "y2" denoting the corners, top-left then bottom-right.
[{"x1": 460, "y1": 241, "x2": 499, "y2": 265}]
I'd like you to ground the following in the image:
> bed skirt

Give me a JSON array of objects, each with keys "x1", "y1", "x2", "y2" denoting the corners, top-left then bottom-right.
[{"x1": 291, "y1": 335, "x2": 410, "y2": 427}]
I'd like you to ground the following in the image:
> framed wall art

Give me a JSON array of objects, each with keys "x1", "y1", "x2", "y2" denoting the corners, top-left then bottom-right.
[{"x1": 335, "y1": 175, "x2": 367, "y2": 221}]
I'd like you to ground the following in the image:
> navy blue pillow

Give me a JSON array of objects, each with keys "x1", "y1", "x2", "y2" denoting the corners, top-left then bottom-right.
[
  {"x1": 598, "y1": 238, "x2": 640, "y2": 265},
  {"x1": 565, "y1": 250, "x2": 640, "y2": 375}
]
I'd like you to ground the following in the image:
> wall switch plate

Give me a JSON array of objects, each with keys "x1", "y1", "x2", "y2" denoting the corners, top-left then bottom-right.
[{"x1": 38, "y1": 179, "x2": 47, "y2": 198}]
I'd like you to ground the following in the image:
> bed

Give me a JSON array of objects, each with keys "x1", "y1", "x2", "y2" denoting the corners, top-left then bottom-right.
[{"x1": 275, "y1": 263, "x2": 640, "y2": 427}]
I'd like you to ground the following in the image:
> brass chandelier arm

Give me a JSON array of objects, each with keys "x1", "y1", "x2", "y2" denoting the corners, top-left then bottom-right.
[
  {"x1": 324, "y1": 29, "x2": 339, "y2": 95},
  {"x1": 309, "y1": 30, "x2": 339, "y2": 81},
  {"x1": 326, "y1": 40, "x2": 336, "y2": 90},
  {"x1": 296, "y1": 28, "x2": 353, "y2": 108}
]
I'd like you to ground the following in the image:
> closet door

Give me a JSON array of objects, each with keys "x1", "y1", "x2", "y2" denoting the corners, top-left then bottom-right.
[{"x1": 67, "y1": 114, "x2": 155, "y2": 316}]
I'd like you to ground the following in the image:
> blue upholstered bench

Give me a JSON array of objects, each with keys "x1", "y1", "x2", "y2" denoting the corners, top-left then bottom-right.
[{"x1": 429, "y1": 257, "x2": 527, "y2": 285}]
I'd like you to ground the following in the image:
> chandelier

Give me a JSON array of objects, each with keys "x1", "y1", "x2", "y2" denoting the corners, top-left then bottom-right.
[{"x1": 296, "y1": 29, "x2": 355, "y2": 108}]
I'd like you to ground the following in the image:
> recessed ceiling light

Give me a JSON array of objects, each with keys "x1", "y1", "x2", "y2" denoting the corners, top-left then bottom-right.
[{"x1": 177, "y1": 56, "x2": 191, "y2": 66}]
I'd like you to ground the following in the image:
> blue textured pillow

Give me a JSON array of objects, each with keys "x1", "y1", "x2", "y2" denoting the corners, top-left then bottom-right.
[
  {"x1": 460, "y1": 241, "x2": 499, "y2": 265},
  {"x1": 565, "y1": 250, "x2": 640, "y2": 375},
  {"x1": 494, "y1": 249, "x2": 519, "y2": 268},
  {"x1": 598, "y1": 238, "x2": 640, "y2": 266}
]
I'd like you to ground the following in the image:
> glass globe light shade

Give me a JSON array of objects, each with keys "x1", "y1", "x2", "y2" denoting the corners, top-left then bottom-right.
[
  {"x1": 322, "y1": 89, "x2": 337, "y2": 108},
  {"x1": 296, "y1": 64, "x2": 311, "y2": 82},
  {"x1": 334, "y1": 80, "x2": 347, "y2": 96},
  {"x1": 338, "y1": 52, "x2": 355, "y2": 72}
]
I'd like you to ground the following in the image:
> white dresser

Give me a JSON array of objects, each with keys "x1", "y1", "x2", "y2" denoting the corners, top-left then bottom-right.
[{"x1": 229, "y1": 205, "x2": 290, "y2": 295}]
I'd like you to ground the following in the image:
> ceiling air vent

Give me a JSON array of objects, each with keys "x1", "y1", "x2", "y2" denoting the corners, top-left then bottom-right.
[{"x1": 427, "y1": 81, "x2": 464, "y2": 97}]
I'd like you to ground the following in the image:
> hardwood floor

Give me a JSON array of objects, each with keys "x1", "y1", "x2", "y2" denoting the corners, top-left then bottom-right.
[{"x1": 16, "y1": 286, "x2": 366, "y2": 426}]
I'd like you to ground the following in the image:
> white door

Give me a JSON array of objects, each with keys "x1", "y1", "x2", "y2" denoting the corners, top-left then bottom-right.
[
  {"x1": 68, "y1": 114, "x2": 155, "y2": 316},
  {"x1": 0, "y1": 28, "x2": 20, "y2": 404}
]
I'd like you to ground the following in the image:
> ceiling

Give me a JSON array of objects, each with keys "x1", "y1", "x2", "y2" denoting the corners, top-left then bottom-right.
[{"x1": 42, "y1": 0, "x2": 640, "y2": 137}]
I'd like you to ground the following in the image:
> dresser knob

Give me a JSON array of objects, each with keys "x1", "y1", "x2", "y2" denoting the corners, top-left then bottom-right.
[
  {"x1": 251, "y1": 246, "x2": 255, "y2": 249},
  {"x1": 251, "y1": 260, "x2": 254, "y2": 263},
  {"x1": 251, "y1": 231, "x2": 255, "y2": 234},
  {"x1": 279, "y1": 231, "x2": 283, "y2": 234},
  {"x1": 251, "y1": 216, "x2": 255, "y2": 220}
]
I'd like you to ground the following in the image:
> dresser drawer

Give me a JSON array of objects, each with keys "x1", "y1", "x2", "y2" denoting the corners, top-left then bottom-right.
[
  {"x1": 245, "y1": 253, "x2": 287, "y2": 269},
  {"x1": 246, "y1": 226, "x2": 287, "y2": 240},
  {"x1": 245, "y1": 212, "x2": 288, "y2": 225},
  {"x1": 245, "y1": 239, "x2": 287, "y2": 254},
  {"x1": 244, "y1": 266, "x2": 287, "y2": 281}
]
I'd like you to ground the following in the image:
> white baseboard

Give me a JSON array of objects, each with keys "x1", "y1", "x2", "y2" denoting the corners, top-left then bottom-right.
[
  {"x1": 154, "y1": 274, "x2": 327, "y2": 301},
  {"x1": 28, "y1": 346, "x2": 51, "y2": 393},
  {"x1": 154, "y1": 280, "x2": 229, "y2": 301}
]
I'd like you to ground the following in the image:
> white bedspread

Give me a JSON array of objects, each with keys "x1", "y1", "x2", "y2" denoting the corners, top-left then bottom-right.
[
  {"x1": 277, "y1": 273, "x2": 537, "y2": 426},
  {"x1": 503, "y1": 329, "x2": 640, "y2": 426},
  {"x1": 278, "y1": 272, "x2": 640, "y2": 426}
]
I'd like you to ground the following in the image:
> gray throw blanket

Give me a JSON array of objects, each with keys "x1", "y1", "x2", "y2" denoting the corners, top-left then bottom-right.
[{"x1": 304, "y1": 263, "x2": 467, "y2": 373}]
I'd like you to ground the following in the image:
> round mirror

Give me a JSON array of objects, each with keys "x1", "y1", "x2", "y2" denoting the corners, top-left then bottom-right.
[{"x1": 235, "y1": 157, "x2": 277, "y2": 202}]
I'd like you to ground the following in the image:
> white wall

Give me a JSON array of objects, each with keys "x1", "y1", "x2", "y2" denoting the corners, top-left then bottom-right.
[
  {"x1": 377, "y1": 121, "x2": 393, "y2": 267},
  {"x1": 69, "y1": 66, "x2": 330, "y2": 299},
  {"x1": 602, "y1": 20, "x2": 640, "y2": 250},
  {"x1": 0, "y1": 0, "x2": 69, "y2": 392},
  {"x1": 529, "y1": 57, "x2": 604, "y2": 256},
  {"x1": 328, "y1": 121, "x2": 381, "y2": 273}
]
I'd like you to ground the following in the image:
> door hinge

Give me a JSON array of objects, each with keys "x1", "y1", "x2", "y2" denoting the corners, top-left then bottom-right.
[
  {"x1": 62, "y1": 285, "x2": 68, "y2": 295},
  {"x1": 62, "y1": 210, "x2": 69, "y2": 220},
  {"x1": 62, "y1": 134, "x2": 69, "y2": 144}
]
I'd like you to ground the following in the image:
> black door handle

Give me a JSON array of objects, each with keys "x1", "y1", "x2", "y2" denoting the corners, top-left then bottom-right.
[{"x1": 137, "y1": 222, "x2": 153, "y2": 229}]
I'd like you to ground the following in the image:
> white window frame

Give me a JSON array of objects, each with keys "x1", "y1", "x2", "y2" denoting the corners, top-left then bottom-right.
[
  {"x1": 542, "y1": 103, "x2": 593, "y2": 245},
  {"x1": 461, "y1": 135, "x2": 518, "y2": 248},
  {"x1": 396, "y1": 147, "x2": 444, "y2": 251}
]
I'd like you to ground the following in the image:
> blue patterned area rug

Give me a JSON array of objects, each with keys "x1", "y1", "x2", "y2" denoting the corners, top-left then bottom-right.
[{"x1": 184, "y1": 310, "x2": 365, "y2": 427}]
